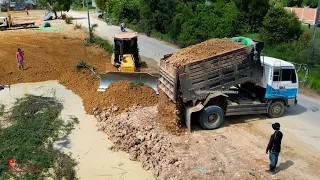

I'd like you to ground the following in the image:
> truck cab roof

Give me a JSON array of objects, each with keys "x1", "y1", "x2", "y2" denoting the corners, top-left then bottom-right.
[{"x1": 261, "y1": 56, "x2": 295, "y2": 67}]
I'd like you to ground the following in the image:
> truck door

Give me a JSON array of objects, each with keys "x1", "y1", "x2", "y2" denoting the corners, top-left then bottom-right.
[
  {"x1": 277, "y1": 67, "x2": 298, "y2": 99},
  {"x1": 270, "y1": 65, "x2": 281, "y2": 96}
]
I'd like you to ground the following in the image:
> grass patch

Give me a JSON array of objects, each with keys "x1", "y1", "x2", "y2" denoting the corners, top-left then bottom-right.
[
  {"x1": 130, "y1": 81, "x2": 143, "y2": 87},
  {"x1": 73, "y1": 60, "x2": 100, "y2": 81},
  {"x1": 93, "y1": 36, "x2": 113, "y2": 53},
  {"x1": 74, "y1": 22, "x2": 82, "y2": 30},
  {"x1": 0, "y1": 95, "x2": 78, "y2": 180},
  {"x1": 65, "y1": 16, "x2": 73, "y2": 24},
  {"x1": 0, "y1": 104, "x2": 4, "y2": 116}
]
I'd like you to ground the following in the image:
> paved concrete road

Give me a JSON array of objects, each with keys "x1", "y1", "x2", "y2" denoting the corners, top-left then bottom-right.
[
  {"x1": 67, "y1": 11, "x2": 179, "y2": 64},
  {"x1": 67, "y1": 10, "x2": 320, "y2": 151}
]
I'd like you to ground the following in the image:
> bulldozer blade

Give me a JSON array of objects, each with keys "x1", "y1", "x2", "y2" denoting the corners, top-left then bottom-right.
[{"x1": 98, "y1": 72, "x2": 159, "y2": 92}]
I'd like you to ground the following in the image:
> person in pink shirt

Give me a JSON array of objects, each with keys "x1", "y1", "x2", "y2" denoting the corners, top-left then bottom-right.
[{"x1": 16, "y1": 48, "x2": 24, "y2": 70}]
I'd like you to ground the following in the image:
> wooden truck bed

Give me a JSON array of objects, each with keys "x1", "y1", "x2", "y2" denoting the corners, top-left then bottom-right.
[{"x1": 158, "y1": 42, "x2": 263, "y2": 104}]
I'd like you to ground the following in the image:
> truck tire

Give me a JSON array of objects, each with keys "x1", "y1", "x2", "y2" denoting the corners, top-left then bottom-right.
[
  {"x1": 268, "y1": 101, "x2": 285, "y2": 118},
  {"x1": 0, "y1": 27, "x2": 5, "y2": 31},
  {"x1": 199, "y1": 106, "x2": 225, "y2": 130}
]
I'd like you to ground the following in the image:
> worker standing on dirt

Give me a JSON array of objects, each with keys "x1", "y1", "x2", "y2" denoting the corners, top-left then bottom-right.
[
  {"x1": 265, "y1": 122, "x2": 283, "y2": 174},
  {"x1": 16, "y1": 48, "x2": 24, "y2": 71}
]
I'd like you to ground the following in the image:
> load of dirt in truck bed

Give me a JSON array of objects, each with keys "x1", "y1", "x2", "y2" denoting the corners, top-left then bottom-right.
[
  {"x1": 157, "y1": 89, "x2": 186, "y2": 135},
  {"x1": 165, "y1": 38, "x2": 245, "y2": 67}
]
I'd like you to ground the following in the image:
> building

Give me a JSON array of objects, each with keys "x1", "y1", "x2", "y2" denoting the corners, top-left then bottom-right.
[{"x1": 285, "y1": 7, "x2": 320, "y2": 25}]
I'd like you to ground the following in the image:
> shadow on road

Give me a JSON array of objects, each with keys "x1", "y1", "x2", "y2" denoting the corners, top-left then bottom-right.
[
  {"x1": 282, "y1": 104, "x2": 307, "y2": 117},
  {"x1": 189, "y1": 104, "x2": 308, "y2": 132},
  {"x1": 276, "y1": 160, "x2": 294, "y2": 173},
  {"x1": 72, "y1": 17, "x2": 87, "y2": 20}
]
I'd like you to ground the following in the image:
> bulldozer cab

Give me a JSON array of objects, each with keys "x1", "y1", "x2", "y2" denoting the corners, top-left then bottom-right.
[{"x1": 113, "y1": 32, "x2": 140, "y2": 66}]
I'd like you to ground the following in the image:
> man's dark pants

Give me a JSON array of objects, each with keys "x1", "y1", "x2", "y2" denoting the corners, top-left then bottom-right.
[{"x1": 269, "y1": 152, "x2": 279, "y2": 171}]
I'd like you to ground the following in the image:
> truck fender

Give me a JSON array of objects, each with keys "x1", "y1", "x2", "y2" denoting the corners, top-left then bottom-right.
[
  {"x1": 202, "y1": 92, "x2": 228, "y2": 107},
  {"x1": 185, "y1": 103, "x2": 204, "y2": 132}
]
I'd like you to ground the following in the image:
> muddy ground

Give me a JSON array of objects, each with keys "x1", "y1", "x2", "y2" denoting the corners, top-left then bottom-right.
[{"x1": 0, "y1": 10, "x2": 319, "y2": 180}]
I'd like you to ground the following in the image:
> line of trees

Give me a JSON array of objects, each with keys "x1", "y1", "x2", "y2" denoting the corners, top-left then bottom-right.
[
  {"x1": 94, "y1": 0, "x2": 304, "y2": 47},
  {"x1": 89, "y1": 0, "x2": 318, "y2": 65}
]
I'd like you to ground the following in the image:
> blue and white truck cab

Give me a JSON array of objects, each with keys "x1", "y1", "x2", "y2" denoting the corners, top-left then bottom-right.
[{"x1": 260, "y1": 56, "x2": 298, "y2": 107}]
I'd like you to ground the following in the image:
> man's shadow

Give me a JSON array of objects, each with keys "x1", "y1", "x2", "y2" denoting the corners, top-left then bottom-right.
[{"x1": 275, "y1": 160, "x2": 294, "y2": 173}]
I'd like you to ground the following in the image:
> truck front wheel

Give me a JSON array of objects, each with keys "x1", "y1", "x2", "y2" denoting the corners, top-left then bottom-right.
[
  {"x1": 268, "y1": 101, "x2": 285, "y2": 118},
  {"x1": 199, "y1": 106, "x2": 225, "y2": 130}
]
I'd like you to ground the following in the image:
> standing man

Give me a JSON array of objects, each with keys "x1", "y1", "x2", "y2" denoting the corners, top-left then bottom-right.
[
  {"x1": 266, "y1": 122, "x2": 283, "y2": 174},
  {"x1": 16, "y1": 48, "x2": 24, "y2": 71}
]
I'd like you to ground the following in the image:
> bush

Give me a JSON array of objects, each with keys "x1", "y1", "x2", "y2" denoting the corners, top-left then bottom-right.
[
  {"x1": 260, "y1": 6, "x2": 302, "y2": 43},
  {"x1": 74, "y1": 22, "x2": 82, "y2": 29},
  {"x1": 65, "y1": 16, "x2": 73, "y2": 24},
  {"x1": 94, "y1": 36, "x2": 113, "y2": 53}
]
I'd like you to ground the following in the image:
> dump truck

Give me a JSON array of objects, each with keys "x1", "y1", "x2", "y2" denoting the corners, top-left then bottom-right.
[
  {"x1": 158, "y1": 37, "x2": 301, "y2": 131},
  {"x1": 0, "y1": 10, "x2": 35, "y2": 31}
]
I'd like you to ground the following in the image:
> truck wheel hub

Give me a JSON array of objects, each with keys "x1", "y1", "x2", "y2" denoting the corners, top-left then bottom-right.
[
  {"x1": 207, "y1": 113, "x2": 219, "y2": 125},
  {"x1": 273, "y1": 105, "x2": 281, "y2": 114}
]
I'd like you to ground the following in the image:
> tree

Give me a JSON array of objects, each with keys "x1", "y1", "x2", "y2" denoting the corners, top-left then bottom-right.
[
  {"x1": 110, "y1": 0, "x2": 140, "y2": 24},
  {"x1": 234, "y1": 0, "x2": 270, "y2": 32},
  {"x1": 302, "y1": 0, "x2": 319, "y2": 7},
  {"x1": 260, "y1": 6, "x2": 303, "y2": 43},
  {"x1": 177, "y1": 0, "x2": 243, "y2": 47},
  {"x1": 139, "y1": 0, "x2": 179, "y2": 34},
  {"x1": 95, "y1": 0, "x2": 107, "y2": 11}
]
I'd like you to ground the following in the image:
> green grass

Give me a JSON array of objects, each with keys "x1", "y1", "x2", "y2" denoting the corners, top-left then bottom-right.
[
  {"x1": 0, "y1": 95, "x2": 78, "y2": 180},
  {"x1": 297, "y1": 66, "x2": 320, "y2": 90},
  {"x1": 302, "y1": 25, "x2": 320, "y2": 48},
  {"x1": 65, "y1": 17, "x2": 73, "y2": 24},
  {"x1": 130, "y1": 81, "x2": 144, "y2": 87},
  {"x1": 74, "y1": 22, "x2": 82, "y2": 30},
  {"x1": 0, "y1": 104, "x2": 4, "y2": 116},
  {"x1": 93, "y1": 36, "x2": 113, "y2": 53}
]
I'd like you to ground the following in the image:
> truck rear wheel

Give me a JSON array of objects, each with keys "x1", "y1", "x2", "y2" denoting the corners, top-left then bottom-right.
[
  {"x1": 199, "y1": 106, "x2": 225, "y2": 130},
  {"x1": 0, "y1": 27, "x2": 5, "y2": 31},
  {"x1": 268, "y1": 101, "x2": 284, "y2": 118}
]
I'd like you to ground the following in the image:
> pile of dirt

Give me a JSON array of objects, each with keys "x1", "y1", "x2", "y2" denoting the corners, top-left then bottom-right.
[
  {"x1": 157, "y1": 89, "x2": 186, "y2": 135},
  {"x1": 100, "y1": 80, "x2": 158, "y2": 112},
  {"x1": 95, "y1": 105, "x2": 186, "y2": 179},
  {"x1": 165, "y1": 38, "x2": 245, "y2": 67}
]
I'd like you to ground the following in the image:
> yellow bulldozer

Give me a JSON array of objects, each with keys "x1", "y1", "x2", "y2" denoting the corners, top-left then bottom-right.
[{"x1": 98, "y1": 32, "x2": 159, "y2": 92}]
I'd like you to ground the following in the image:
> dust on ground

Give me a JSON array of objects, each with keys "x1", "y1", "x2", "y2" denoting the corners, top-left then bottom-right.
[
  {"x1": 164, "y1": 38, "x2": 245, "y2": 67},
  {"x1": 95, "y1": 106, "x2": 320, "y2": 180}
]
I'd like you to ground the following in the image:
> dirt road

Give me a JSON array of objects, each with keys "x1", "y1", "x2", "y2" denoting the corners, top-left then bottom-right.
[{"x1": 66, "y1": 10, "x2": 179, "y2": 64}]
